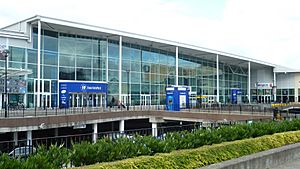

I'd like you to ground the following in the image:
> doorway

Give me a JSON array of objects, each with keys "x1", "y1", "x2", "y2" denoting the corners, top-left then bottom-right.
[
  {"x1": 141, "y1": 94, "x2": 151, "y2": 108},
  {"x1": 121, "y1": 94, "x2": 131, "y2": 108},
  {"x1": 69, "y1": 93, "x2": 105, "y2": 108},
  {"x1": 40, "y1": 94, "x2": 51, "y2": 109}
]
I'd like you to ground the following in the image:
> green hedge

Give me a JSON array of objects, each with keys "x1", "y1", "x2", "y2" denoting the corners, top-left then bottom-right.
[
  {"x1": 82, "y1": 130, "x2": 300, "y2": 169},
  {"x1": 70, "y1": 119, "x2": 300, "y2": 166}
]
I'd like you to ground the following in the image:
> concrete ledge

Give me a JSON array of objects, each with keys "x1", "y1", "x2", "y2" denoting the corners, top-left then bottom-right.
[{"x1": 199, "y1": 142, "x2": 300, "y2": 169}]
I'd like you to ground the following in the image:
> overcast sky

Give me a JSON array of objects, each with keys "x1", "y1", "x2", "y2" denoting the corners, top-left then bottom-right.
[{"x1": 1, "y1": 0, "x2": 300, "y2": 69}]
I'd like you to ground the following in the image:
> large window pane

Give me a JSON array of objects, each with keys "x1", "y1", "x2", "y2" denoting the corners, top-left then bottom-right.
[
  {"x1": 131, "y1": 61, "x2": 141, "y2": 72},
  {"x1": 131, "y1": 84, "x2": 140, "y2": 95},
  {"x1": 59, "y1": 54, "x2": 75, "y2": 67},
  {"x1": 43, "y1": 65, "x2": 57, "y2": 79},
  {"x1": 93, "y1": 69, "x2": 103, "y2": 81},
  {"x1": 131, "y1": 48, "x2": 141, "y2": 61},
  {"x1": 77, "y1": 57, "x2": 91, "y2": 68},
  {"x1": 59, "y1": 38, "x2": 76, "y2": 55},
  {"x1": 27, "y1": 49, "x2": 37, "y2": 64},
  {"x1": 131, "y1": 72, "x2": 141, "y2": 83},
  {"x1": 108, "y1": 70, "x2": 119, "y2": 82},
  {"x1": 76, "y1": 68, "x2": 91, "y2": 81},
  {"x1": 99, "y1": 41, "x2": 107, "y2": 57},
  {"x1": 59, "y1": 67, "x2": 75, "y2": 80},
  {"x1": 108, "y1": 83, "x2": 119, "y2": 94},
  {"x1": 44, "y1": 52, "x2": 58, "y2": 65},
  {"x1": 51, "y1": 80, "x2": 57, "y2": 94},
  {"x1": 108, "y1": 43, "x2": 119, "y2": 58},
  {"x1": 44, "y1": 30, "x2": 58, "y2": 52},
  {"x1": 44, "y1": 81, "x2": 50, "y2": 92},
  {"x1": 142, "y1": 51, "x2": 152, "y2": 62},
  {"x1": 27, "y1": 79, "x2": 34, "y2": 93},
  {"x1": 108, "y1": 58, "x2": 119, "y2": 70},
  {"x1": 93, "y1": 57, "x2": 106, "y2": 69},
  {"x1": 27, "y1": 64, "x2": 37, "y2": 78},
  {"x1": 76, "y1": 41, "x2": 92, "y2": 55},
  {"x1": 10, "y1": 47, "x2": 25, "y2": 62},
  {"x1": 122, "y1": 46, "x2": 131, "y2": 60}
]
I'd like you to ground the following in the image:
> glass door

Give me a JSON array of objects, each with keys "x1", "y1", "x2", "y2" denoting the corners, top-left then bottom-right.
[
  {"x1": 35, "y1": 79, "x2": 51, "y2": 108},
  {"x1": 40, "y1": 94, "x2": 51, "y2": 109},
  {"x1": 121, "y1": 94, "x2": 131, "y2": 108},
  {"x1": 141, "y1": 94, "x2": 151, "y2": 109}
]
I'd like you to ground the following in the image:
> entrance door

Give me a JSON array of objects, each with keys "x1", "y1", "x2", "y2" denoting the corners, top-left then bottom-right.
[
  {"x1": 265, "y1": 95, "x2": 271, "y2": 103},
  {"x1": 141, "y1": 94, "x2": 151, "y2": 109},
  {"x1": 70, "y1": 93, "x2": 106, "y2": 108},
  {"x1": 40, "y1": 94, "x2": 51, "y2": 109},
  {"x1": 94, "y1": 94, "x2": 105, "y2": 107},
  {"x1": 121, "y1": 94, "x2": 131, "y2": 108},
  {"x1": 34, "y1": 79, "x2": 51, "y2": 108}
]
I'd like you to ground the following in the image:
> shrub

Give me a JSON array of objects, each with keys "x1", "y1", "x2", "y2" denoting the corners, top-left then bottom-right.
[
  {"x1": 0, "y1": 153, "x2": 22, "y2": 169},
  {"x1": 82, "y1": 130, "x2": 300, "y2": 169}
]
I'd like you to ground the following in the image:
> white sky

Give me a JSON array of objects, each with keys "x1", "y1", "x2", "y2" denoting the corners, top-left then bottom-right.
[{"x1": 1, "y1": 0, "x2": 300, "y2": 69}]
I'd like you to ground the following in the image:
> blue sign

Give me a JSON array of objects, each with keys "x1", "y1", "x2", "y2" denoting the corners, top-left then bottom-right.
[
  {"x1": 166, "y1": 86, "x2": 190, "y2": 111},
  {"x1": 59, "y1": 81, "x2": 107, "y2": 108}
]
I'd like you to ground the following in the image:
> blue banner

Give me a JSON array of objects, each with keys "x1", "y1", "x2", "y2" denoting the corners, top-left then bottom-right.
[{"x1": 59, "y1": 81, "x2": 107, "y2": 108}]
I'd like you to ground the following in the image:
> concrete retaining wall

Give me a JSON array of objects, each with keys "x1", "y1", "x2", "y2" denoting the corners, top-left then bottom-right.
[{"x1": 200, "y1": 142, "x2": 300, "y2": 169}]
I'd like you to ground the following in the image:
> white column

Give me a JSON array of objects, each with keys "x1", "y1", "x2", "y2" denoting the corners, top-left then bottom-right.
[
  {"x1": 0, "y1": 94, "x2": 2, "y2": 110},
  {"x1": 152, "y1": 122, "x2": 158, "y2": 137},
  {"x1": 273, "y1": 70, "x2": 277, "y2": 102},
  {"x1": 95, "y1": 95, "x2": 98, "y2": 107},
  {"x1": 37, "y1": 20, "x2": 41, "y2": 107},
  {"x1": 248, "y1": 62, "x2": 251, "y2": 103},
  {"x1": 119, "y1": 36, "x2": 122, "y2": 102},
  {"x1": 106, "y1": 39, "x2": 109, "y2": 82},
  {"x1": 119, "y1": 120, "x2": 125, "y2": 133},
  {"x1": 72, "y1": 94, "x2": 75, "y2": 108},
  {"x1": 216, "y1": 54, "x2": 219, "y2": 103},
  {"x1": 93, "y1": 123, "x2": 98, "y2": 143},
  {"x1": 100, "y1": 95, "x2": 103, "y2": 107},
  {"x1": 27, "y1": 130, "x2": 32, "y2": 146},
  {"x1": 13, "y1": 132, "x2": 18, "y2": 146},
  {"x1": 76, "y1": 96, "x2": 79, "y2": 107},
  {"x1": 175, "y1": 46, "x2": 179, "y2": 86}
]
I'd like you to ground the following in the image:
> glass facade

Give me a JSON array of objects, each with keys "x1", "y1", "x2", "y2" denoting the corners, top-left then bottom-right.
[
  {"x1": 276, "y1": 88, "x2": 295, "y2": 103},
  {"x1": 1, "y1": 27, "x2": 252, "y2": 108}
]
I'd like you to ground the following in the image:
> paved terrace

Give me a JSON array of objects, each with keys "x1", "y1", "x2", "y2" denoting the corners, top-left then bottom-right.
[{"x1": 0, "y1": 108, "x2": 272, "y2": 132}]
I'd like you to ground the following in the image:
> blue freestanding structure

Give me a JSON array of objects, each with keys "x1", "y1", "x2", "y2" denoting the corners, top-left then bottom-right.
[
  {"x1": 231, "y1": 88, "x2": 241, "y2": 104},
  {"x1": 166, "y1": 86, "x2": 190, "y2": 111}
]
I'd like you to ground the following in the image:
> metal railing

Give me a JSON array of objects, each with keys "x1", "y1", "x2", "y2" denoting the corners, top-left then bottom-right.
[{"x1": 0, "y1": 103, "x2": 275, "y2": 118}]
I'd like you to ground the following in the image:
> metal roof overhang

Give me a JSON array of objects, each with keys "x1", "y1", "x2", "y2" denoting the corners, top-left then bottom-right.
[
  {"x1": 0, "y1": 67, "x2": 32, "y2": 78},
  {"x1": 26, "y1": 15, "x2": 275, "y2": 69}
]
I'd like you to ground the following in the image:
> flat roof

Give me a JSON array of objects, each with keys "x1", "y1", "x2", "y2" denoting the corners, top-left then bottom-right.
[{"x1": 1, "y1": 15, "x2": 276, "y2": 69}]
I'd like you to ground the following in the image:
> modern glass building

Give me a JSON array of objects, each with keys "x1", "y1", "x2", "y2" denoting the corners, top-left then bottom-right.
[{"x1": 1, "y1": 15, "x2": 298, "y2": 109}]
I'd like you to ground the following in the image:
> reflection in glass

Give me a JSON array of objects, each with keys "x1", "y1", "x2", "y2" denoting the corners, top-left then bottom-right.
[
  {"x1": 59, "y1": 67, "x2": 75, "y2": 80},
  {"x1": 76, "y1": 68, "x2": 91, "y2": 81}
]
